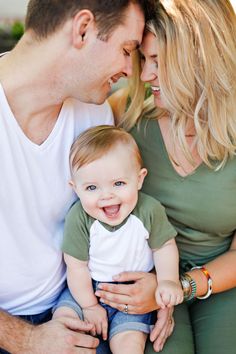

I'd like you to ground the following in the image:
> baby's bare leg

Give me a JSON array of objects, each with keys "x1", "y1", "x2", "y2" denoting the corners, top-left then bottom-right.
[
  {"x1": 53, "y1": 306, "x2": 78, "y2": 319},
  {"x1": 110, "y1": 330, "x2": 147, "y2": 354}
]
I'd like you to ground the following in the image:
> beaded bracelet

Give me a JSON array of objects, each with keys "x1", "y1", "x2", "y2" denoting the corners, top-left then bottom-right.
[
  {"x1": 191, "y1": 266, "x2": 213, "y2": 299},
  {"x1": 180, "y1": 273, "x2": 197, "y2": 301}
]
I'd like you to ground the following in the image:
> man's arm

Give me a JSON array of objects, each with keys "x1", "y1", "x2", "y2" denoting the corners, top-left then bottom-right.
[
  {"x1": 0, "y1": 310, "x2": 32, "y2": 353},
  {"x1": 0, "y1": 309, "x2": 98, "y2": 353}
]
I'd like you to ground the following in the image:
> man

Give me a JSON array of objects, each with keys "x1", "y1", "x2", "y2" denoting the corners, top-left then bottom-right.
[{"x1": 0, "y1": 1, "x2": 147, "y2": 353}]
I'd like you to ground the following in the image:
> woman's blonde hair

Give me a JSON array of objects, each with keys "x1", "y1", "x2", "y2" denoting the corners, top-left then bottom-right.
[
  {"x1": 122, "y1": 0, "x2": 236, "y2": 169},
  {"x1": 70, "y1": 125, "x2": 143, "y2": 178}
]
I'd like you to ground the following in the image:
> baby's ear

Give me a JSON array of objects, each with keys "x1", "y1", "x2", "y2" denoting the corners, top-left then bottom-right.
[
  {"x1": 69, "y1": 180, "x2": 75, "y2": 189},
  {"x1": 138, "y1": 168, "x2": 148, "y2": 190}
]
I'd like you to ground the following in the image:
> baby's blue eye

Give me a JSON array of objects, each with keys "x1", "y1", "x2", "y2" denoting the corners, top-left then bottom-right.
[
  {"x1": 86, "y1": 185, "x2": 96, "y2": 191},
  {"x1": 114, "y1": 181, "x2": 125, "y2": 187}
]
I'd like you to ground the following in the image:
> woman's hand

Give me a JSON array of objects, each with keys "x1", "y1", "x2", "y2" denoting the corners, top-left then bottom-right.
[
  {"x1": 95, "y1": 271, "x2": 158, "y2": 314},
  {"x1": 150, "y1": 307, "x2": 175, "y2": 352}
]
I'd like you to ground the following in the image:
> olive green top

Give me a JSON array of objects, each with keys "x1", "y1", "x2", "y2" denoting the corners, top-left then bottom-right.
[{"x1": 130, "y1": 118, "x2": 236, "y2": 269}]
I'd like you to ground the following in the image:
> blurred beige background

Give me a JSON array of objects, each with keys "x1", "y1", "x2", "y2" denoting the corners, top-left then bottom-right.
[{"x1": 0, "y1": 0, "x2": 28, "y2": 18}]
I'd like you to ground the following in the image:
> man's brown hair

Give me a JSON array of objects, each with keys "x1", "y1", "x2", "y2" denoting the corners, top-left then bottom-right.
[{"x1": 25, "y1": 0, "x2": 154, "y2": 40}]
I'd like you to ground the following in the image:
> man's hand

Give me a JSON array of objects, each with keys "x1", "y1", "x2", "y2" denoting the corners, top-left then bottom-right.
[
  {"x1": 95, "y1": 271, "x2": 158, "y2": 314},
  {"x1": 25, "y1": 316, "x2": 99, "y2": 354},
  {"x1": 83, "y1": 303, "x2": 108, "y2": 340}
]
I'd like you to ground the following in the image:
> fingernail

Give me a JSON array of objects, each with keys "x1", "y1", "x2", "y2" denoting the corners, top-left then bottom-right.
[
  {"x1": 112, "y1": 275, "x2": 120, "y2": 280},
  {"x1": 95, "y1": 291, "x2": 100, "y2": 296}
]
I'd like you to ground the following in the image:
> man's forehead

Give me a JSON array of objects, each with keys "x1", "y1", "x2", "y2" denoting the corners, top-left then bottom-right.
[
  {"x1": 118, "y1": 6, "x2": 145, "y2": 46},
  {"x1": 122, "y1": 8, "x2": 145, "y2": 26}
]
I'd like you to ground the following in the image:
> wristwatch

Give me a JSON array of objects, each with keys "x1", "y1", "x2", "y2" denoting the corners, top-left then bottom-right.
[{"x1": 180, "y1": 273, "x2": 197, "y2": 301}]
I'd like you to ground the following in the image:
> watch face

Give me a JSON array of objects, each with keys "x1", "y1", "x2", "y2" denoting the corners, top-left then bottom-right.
[
  {"x1": 181, "y1": 277, "x2": 190, "y2": 298},
  {"x1": 182, "y1": 279, "x2": 190, "y2": 289}
]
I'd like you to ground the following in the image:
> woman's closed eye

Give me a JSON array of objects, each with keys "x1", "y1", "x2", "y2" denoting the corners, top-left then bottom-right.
[{"x1": 139, "y1": 53, "x2": 146, "y2": 66}]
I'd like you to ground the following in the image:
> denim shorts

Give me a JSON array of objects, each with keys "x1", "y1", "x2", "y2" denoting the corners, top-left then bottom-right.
[{"x1": 54, "y1": 281, "x2": 155, "y2": 340}]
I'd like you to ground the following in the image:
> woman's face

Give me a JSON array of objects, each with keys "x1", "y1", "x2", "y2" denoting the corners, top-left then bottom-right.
[{"x1": 140, "y1": 31, "x2": 165, "y2": 108}]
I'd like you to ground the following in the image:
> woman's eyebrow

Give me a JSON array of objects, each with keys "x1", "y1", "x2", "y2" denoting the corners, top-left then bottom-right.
[{"x1": 138, "y1": 49, "x2": 158, "y2": 59}]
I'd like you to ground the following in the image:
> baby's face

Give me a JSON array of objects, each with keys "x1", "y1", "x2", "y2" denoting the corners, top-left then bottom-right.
[{"x1": 73, "y1": 143, "x2": 147, "y2": 226}]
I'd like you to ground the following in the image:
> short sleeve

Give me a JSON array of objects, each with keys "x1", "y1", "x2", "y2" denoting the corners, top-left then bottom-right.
[
  {"x1": 62, "y1": 201, "x2": 93, "y2": 261},
  {"x1": 133, "y1": 193, "x2": 177, "y2": 249}
]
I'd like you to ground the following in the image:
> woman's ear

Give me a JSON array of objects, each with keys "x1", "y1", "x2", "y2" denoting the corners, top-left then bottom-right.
[
  {"x1": 71, "y1": 9, "x2": 95, "y2": 48},
  {"x1": 137, "y1": 168, "x2": 148, "y2": 190}
]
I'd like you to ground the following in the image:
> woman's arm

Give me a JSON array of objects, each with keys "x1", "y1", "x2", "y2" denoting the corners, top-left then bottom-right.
[{"x1": 187, "y1": 232, "x2": 236, "y2": 297}]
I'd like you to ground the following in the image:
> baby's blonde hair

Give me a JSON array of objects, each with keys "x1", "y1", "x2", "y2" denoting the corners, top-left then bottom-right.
[
  {"x1": 70, "y1": 125, "x2": 143, "y2": 178},
  {"x1": 123, "y1": 0, "x2": 236, "y2": 169}
]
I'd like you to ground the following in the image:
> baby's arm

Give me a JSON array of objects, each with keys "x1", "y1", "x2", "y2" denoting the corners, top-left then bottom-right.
[
  {"x1": 64, "y1": 253, "x2": 108, "y2": 339},
  {"x1": 153, "y1": 239, "x2": 183, "y2": 308}
]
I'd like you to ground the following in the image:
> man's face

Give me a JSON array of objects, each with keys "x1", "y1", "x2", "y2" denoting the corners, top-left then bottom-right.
[{"x1": 70, "y1": 3, "x2": 145, "y2": 104}]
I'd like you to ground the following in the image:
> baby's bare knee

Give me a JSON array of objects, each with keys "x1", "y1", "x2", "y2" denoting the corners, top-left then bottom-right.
[{"x1": 110, "y1": 330, "x2": 147, "y2": 354}]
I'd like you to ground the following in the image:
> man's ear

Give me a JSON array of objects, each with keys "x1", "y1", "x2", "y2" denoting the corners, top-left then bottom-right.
[
  {"x1": 72, "y1": 10, "x2": 95, "y2": 48},
  {"x1": 137, "y1": 168, "x2": 148, "y2": 190}
]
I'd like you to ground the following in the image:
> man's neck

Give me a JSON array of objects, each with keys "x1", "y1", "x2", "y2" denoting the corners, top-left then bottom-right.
[{"x1": 0, "y1": 36, "x2": 66, "y2": 144}]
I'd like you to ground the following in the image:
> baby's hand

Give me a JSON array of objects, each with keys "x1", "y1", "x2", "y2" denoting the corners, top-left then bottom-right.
[
  {"x1": 83, "y1": 303, "x2": 108, "y2": 340},
  {"x1": 156, "y1": 280, "x2": 183, "y2": 309}
]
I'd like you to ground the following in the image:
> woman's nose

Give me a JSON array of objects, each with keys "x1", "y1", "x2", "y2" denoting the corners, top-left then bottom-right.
[{"x1": 140, "y1": 63, "x2": 157, "y2": 83}]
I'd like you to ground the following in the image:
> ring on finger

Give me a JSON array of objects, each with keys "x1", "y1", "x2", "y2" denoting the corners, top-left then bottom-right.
[{"x1": 123, "y1": 304, "x2": 128, "y2": 314}]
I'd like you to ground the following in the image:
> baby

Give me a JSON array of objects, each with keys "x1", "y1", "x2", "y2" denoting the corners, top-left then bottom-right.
[{"x1": 54, "y1": 125, "x2": 183, "y2": 353}]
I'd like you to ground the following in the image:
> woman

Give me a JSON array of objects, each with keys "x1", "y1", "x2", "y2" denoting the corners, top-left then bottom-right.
[{"x1": 100, "y1": 1, "x2": 236, "y2": 353}]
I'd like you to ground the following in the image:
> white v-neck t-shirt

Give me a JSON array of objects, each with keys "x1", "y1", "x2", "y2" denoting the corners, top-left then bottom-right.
[{"x1": 0, "y1": 83, "x2": 113, "y2": 315}]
